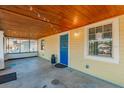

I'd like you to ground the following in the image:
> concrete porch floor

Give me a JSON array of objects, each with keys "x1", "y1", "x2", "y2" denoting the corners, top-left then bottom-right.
[{"x1": 0, "y1": 57, "x2": 120, "y2": 88}]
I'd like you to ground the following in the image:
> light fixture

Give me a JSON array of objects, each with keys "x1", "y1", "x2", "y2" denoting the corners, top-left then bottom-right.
[
  {"x1": 37, "y1": 13, "x2": 41, "y2": 18},
  {"x1": 29, "y1": 6, "x2": 33, "y2": 11},
  {"x1": 73, "y1": 16, "x2": 78, "y2": 25},
  {"x1": 74, "y1": 32, "x2": 80, "y2": 37}
]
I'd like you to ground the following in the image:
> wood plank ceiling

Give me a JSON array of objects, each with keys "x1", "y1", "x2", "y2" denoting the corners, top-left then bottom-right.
[{"x1": 0, "y1": 5, "x2": 124, "y2": 39}]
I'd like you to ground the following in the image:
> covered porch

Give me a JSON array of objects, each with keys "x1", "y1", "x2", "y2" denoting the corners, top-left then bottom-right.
[{"x1": 0, "y1": 57, "x2": 119, "y2": 88}]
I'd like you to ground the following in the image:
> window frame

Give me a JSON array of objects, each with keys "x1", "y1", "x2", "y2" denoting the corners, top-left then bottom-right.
[
  {"x1": 20, "y1": 39, "x2": 30, "y2": 53},
  {"x1": 41, "y1": 39, "x2": 45, "y2": 50},
  {"x1": 8, "y1": 38, "x2": 21, "y2": 53},
  {"x1": 88, "y1": 24, "x2": 113, "y2": 57},
  {"x1": 30, "y1": 39, "x2": 38, "y2": 52},
  {"x1": 6, "y1": 37, "x2": 38, "y2": 54},
  {"x1": 84, "y1": 18, "x2": 119, "y2": 64}
]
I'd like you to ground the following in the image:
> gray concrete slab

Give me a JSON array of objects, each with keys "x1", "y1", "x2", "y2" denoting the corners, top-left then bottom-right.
[{"x1": 0, "y1": 57, "x2": 120, "y2": 88}]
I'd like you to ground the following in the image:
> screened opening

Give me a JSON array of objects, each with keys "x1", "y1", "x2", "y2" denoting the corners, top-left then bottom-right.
[{"x1": 6, "y1": 37, "x2": 38, "y2": 53}]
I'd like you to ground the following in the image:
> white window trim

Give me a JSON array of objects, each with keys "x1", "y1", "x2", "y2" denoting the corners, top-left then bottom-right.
[{"x1": 84, "y1": 18, "x2": 119, "y2": 64}]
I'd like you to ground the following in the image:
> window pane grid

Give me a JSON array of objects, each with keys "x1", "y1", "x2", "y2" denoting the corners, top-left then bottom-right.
[
  {"x1": 30, "y1": 40, "x2": 38, "y2": 52},
  {"x1": 21, "y1": 40, "x2": 30, "y2": 53},
  {"x1": 8, "y1": 38, "x2": 21, "y2": 53},
  {"x1": 6, "y1": 38, "x2": 37, "y2": 53},
  {"x1": 88, "y1": 23, "x2": 112, "y2": 57}
]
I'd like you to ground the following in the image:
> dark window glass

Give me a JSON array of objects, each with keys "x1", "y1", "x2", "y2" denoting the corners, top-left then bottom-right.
[
  {"x1": 96, "y1": 26, "x2": 102, "y2": 33},
  {"x1": 41, "y1": 40, "x2": 45, "y2": 50},
  {"x1": 89, "y1": 35, "x2": 95, "y2": 40},
  {"x1": 103, "y1": 32, "x2": 112, "y2": 39},
  {"x1": 89, "y1": 28, "x2": 95, "y2": 34},
  {"x1": 104, "y1": 24, "x2": 112, "y2": 32}
]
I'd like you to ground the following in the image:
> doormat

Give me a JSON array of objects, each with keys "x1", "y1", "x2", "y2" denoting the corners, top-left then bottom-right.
[
  {"x1": 55, "y1": 63, "x2": 67, "y2": 68},
  {"x1": 0, "y1": 72, "x2": 17, "y2": 84}
]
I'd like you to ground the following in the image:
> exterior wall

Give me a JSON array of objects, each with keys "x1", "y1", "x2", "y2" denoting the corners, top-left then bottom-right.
[
  {"x1": 38, "y1": 15, "x2": 124, "y2": 87},
  {"x1": 38, "y1": 34, "x2": 59, "y2": 62},
  {"x1": 69, "y1": 23, "x2": 123, "y2": 86},
  {"x1": 0, "y1": 31, "x2": 4, "y2": 69}
]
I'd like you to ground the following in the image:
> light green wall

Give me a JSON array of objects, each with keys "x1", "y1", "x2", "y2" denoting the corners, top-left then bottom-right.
[{"x1": 38, "y1": 15, "x2": 124, "y2": 87}]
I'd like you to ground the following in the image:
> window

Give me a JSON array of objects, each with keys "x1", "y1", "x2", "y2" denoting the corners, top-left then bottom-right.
[
  {"x1": 30, "y1": 40, "x2": 37, "y2": 52},
  {"x1": 41, "y1": 40, "x2": 45, "y2": 50},
  {"x1": 21, "y1": 40, "x2": 30, "y2": 52},
  {"x1": 88, "y1": 24, "x2": 112, "y2": 57},
  {"x1": 8, "y1": 38, "x2": 21, "y2": 53},
  {"x1": 84, "y1": 18, "x2": 119, "y2": 64},
  {"x1": 6, "y1": 38, "x2": 37, "y2": 53}
]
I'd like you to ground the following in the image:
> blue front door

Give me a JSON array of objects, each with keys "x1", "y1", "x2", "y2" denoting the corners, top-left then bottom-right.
[{"x1": 60, "y1": 34, "x2": 68, "y2": 66}]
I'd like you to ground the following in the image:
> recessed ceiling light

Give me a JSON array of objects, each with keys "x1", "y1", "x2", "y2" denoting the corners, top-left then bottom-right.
[
  {"x1": 37, "y1": 13, "x2": 41, "y2": 18},
  {"x1": 73, "y1": 16, "x2": 78, "y2": 25},
  {"x1": 29, "y1": 6, "x2": 33, "y2": 11}
]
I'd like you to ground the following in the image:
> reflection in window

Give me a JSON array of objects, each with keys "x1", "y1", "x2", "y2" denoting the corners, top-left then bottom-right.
[
  {"x1": 88, "y1": 24, "x2": 112, "y2": 57},
  {"x1": 8, "y1": 38, "x2": 21, "y2": 53},
  {"x1": 21, "y1": 40, "x2": 30, "y2": 52},
  {"x1": 6, "y1": 38, "x2": 37, "y2": 53},
  {"x1": 30, "y1": 40, "x2": 37, "y2": 52}
]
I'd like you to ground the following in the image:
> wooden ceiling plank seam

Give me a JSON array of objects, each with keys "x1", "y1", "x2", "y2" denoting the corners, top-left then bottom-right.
[
  {"x1": 0, "y1": 8, "x2": 69, "y2": 29},
  {"x1": 0, "y1": 6, "x2": 124, "y2": 39}
]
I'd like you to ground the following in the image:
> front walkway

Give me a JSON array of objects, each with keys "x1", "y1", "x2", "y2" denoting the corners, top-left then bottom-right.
[{"x1": 0, "y1": 57, "x2": 120, "y2": 88}]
